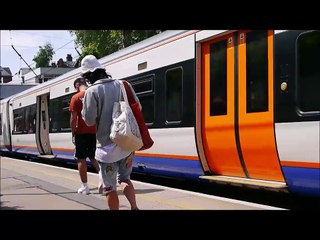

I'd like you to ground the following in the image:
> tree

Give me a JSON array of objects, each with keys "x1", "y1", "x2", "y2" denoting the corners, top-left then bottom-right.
[
  {"x1": 70, "y1": 30, "x2": 162, "y2": 66},
  {"x1": 33, "y1": 42, "x2": 55, "y2": 68}
]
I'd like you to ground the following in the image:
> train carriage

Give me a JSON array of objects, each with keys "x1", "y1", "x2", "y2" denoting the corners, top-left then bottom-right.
[{"x1": 1, "y1": 30, "x2": 319, "y2": 197}]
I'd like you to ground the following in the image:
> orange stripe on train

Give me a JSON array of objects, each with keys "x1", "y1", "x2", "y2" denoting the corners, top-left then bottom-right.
[{"x1": 281, "y1": 161, "x2": 320, "y2": 169}]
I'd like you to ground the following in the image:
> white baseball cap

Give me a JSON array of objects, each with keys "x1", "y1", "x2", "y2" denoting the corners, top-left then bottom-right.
[{"x1": 81, "y1": 55, "x2": 105, "y2": 74}]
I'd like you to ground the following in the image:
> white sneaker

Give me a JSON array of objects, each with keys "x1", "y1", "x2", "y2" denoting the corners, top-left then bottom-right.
[{"x1": 77, "y1": 185, "x2": 90, "y2": 194}]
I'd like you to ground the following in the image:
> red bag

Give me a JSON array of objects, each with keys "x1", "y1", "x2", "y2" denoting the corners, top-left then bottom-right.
[{"x1": 122, "y1": 80, "x2": 154, "y2": 151}]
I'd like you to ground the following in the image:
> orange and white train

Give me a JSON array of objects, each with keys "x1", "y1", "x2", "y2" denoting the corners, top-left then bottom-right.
[{"x1": 1, "y1": 30, "x2": 319, "y2": 197}]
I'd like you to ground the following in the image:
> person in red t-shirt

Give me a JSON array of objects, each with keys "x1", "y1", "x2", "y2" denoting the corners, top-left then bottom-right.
[{"x1": 69, "y1": 77, "x2": 100, "y2": 194}]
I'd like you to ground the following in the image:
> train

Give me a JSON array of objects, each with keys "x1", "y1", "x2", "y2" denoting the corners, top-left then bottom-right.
[{"x1": 1, "y1": 30, "x2": 319, "y2": 198}]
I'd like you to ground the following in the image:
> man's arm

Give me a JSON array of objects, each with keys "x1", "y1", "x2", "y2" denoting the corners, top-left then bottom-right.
[
  {"x1": 70, "y1": 111, "x2": 78, "y2": 137},
  {"x1": 69, "y1": 95, "x2": 78, "y2": 144}
]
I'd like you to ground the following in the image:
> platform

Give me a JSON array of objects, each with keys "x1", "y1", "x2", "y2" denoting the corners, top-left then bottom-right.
[{"x1": 0, "y1": 156, "x2": 286, "y2": 210}]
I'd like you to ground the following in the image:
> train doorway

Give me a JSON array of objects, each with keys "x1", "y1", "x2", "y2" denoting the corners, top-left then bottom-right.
[
  {"x1": 36, "y1": 94, "x2": 53, "y2": 155},
  {"x1": 199, "y1": 30, "x2": 284, "y2": 182}
]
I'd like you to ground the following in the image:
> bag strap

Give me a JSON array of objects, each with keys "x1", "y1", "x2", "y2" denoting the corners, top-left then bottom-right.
[
  {"x1": 118, "y1": 80, "x2": 122, "y2": 102},
  {"x1": 122, "y1": 80, "x2": 136, "y2": 105},
  {"x1": 119, "y1": 80, "x2": 130, "y2": 104}
]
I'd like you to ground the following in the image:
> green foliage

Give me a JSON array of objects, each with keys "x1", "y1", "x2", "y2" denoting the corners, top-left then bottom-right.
[
  {"x1": 70, "y1": 30, "x2": 162, "y2": 65},
  {"x1": 32, "y1": 42, "x2": 55, "y2": 68}
]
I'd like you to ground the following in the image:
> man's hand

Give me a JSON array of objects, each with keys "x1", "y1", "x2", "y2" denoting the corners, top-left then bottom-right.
[
  {"x1": 125, "y1": 152, "x2": 134, "y2": 168},
  {"x1": 72, "y1": 136, "x2": 75, "y2": 145}
]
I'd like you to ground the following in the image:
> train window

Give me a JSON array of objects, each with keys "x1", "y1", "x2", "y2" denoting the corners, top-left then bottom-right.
[
  {"x1": 130, "y1": 75, "x2": 154, "y2": 94},
  {"x1": 25, "y1": 105, "x2": 36, "y2": 134},
  {"x1": 24, "y1": 107, "x2": 31, "y2": 133},
  {"x1": 131, "y1": 80, "x2": 153, "y2": 95},
  {"x1": 49, "y1": 99, "x2": 61, "y2": 132},
  {"x1": 165, "y1": 67, "x2": 182, "y2": 123},
  {"x1": 30, "y1": 105, "x2": 36, "y2": 133},
  {"x1": 61, "y1": 95, "x2": 72, "y2": 132},
  {"x1": 138, "y1": 95, "x2": 154, "y2": 123},
  {"x1": 13, "y1": 108, "x2": 25, "y2": 134},
  {"x1": 49, "y1": 94, "x2": 72, "y2": 132},
  {"x1": 297, "y1": 31, "x2": 320, "y2": 112},
  {"x1": 246, "y1": 30, "x2": 268, "y2": 113},
  {"x1": 210, "y1": 39, "x2": 227, "y2": 116},
  {"x1": 130, "y1": 75, "x2": 155, "y2": 124}
]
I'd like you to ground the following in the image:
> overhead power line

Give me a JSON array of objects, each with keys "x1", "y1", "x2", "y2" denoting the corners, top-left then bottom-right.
[
  {"x1": 9, "y1": 30, "x2": 39, "y2": 79},
  {"x1": 9, "y1": 30, "x2": 78, "y2": 82},
  {"x1": 11, "y1": 45, "x2": 39, "y2": 79}
]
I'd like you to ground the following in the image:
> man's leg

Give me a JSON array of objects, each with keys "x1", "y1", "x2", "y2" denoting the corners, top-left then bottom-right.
[
  {"x1": 75, "y1": 134, "x2": 90, "y2": 194},
  {"x1": 77, "y1": 158, "x2": 88, "y2": 183},
  {"x1": 118, "y1": 155, "x2": 139, "y2": 210},
  {"x1": 77, "y1": 158, "x2": 90, "y2": 194},
  {"x1": 106, "y1": 191, "x2": 119, "y2": 210},
  {"x1": 100, "y1": 162, "x2": 119, "y2": 210},
  {"x1": 89, "y1": 157, "x2": 100, "y2": 173},
  {"x1": 120, "y1": 180, "x2": 138, "y2": 210}
]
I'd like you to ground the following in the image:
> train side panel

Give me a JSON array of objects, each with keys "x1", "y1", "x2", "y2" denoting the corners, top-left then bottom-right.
[
  {"x1": 274, "y1": 30, "x2": 320, "y2": 197},
  {"x1": 10, "y1": 93, "x2": 39, "y2": 157},
  {"x1": 48, "y1": 76, "x2": 76, "y2": 161},
  {"x1": 104, "y1": 32, "x2": 196, "y2": 79},
  {"x1": 133, "y1": 128, "x2": 203, "y2": 179},
  {"x1": 276, "y1": 122, "x2": 320, "y2": 196},
  {"x1": 49, "y1": 133, "x2": 74, "y2": 161}
]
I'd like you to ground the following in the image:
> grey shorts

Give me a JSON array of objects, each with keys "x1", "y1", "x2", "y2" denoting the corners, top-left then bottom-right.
[{"x1": 98, "y1": 155, "x2": 132, "y2": 195}]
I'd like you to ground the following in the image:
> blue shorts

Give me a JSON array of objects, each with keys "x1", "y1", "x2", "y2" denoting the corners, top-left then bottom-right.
[{"x1": 98, "y1": 154, "x2": 132, "y2": 195}]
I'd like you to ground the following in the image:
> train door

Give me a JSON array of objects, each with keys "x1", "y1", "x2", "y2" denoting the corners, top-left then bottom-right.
[
  {"x1": 36, "y1": 94, "x2": 53, "y2": 155},
  {"x1": 200, "y1": 33, "x2": 245, "y2": 177},
  {"x1": 0, "y1": 99, "x2": 12, "y2": 152},
  {"x1": 199, "y1": 30, "x2": 284, "y2": 182}
]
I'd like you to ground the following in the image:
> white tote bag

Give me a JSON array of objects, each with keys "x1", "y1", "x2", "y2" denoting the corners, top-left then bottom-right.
[{"x1": 110, "y1": 80, "x2": 143, "y2": 152}]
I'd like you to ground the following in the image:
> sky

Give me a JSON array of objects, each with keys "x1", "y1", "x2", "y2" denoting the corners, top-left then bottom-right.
[{"x1": 1, "y1": 30, "x2": 79, "y2": 76}]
